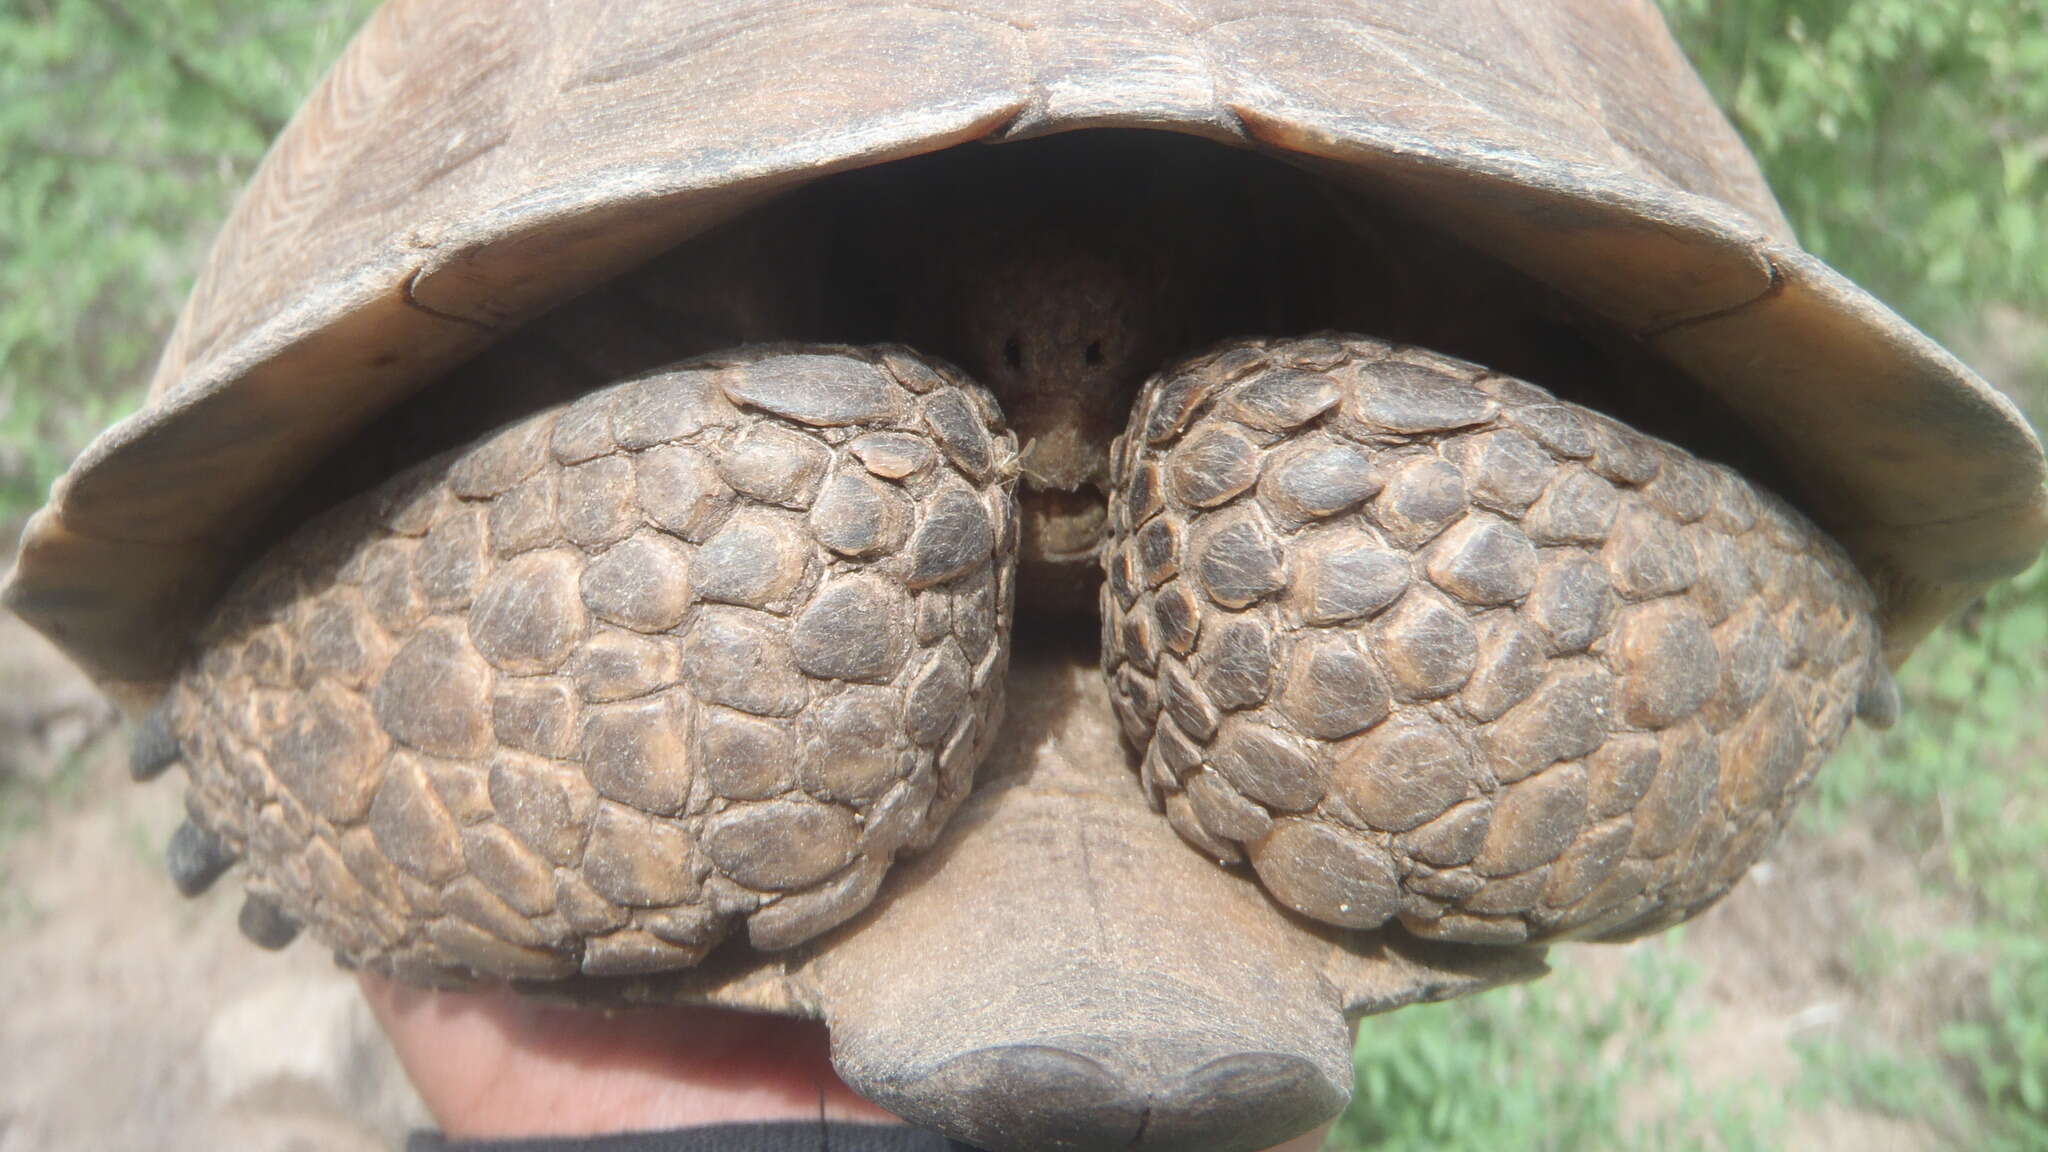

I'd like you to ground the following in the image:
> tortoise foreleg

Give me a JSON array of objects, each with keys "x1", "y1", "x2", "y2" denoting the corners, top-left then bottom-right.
[
  {"x1": 153, "y1": 345, "x2": 1017, "y2": 983},
  {"x1": 1101, "y1": 334, "x2": 1887, "y2": 945}
]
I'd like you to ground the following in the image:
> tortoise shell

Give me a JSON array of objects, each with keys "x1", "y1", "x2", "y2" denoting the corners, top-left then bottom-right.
[{"x1": 8, "y1": 0, "x2": 2043, "y2": 704}]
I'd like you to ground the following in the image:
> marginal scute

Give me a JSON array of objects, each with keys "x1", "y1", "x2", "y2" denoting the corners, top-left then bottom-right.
[{"x1": 1103, "y1": 336, "x2": 1881, "y2": 944}]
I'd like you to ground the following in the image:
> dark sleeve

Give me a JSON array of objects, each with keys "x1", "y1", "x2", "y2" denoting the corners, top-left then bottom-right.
[{"x1": 407, "y1": 1121, "x2": 977, "y2": 1152}]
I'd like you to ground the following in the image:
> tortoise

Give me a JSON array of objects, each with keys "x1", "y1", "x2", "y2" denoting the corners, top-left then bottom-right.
[{"x1": 9, "y1": 1, "x2": 2047, "y2": 1149}]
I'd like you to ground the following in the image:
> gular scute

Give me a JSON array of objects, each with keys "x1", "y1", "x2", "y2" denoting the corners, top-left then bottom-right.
[
  {"x1": 168, "y1": 346, "x2": 1017, "y2": 982},
  {"x1": 1104, "y1": 336, "x2": 1881, "y2": 943}
]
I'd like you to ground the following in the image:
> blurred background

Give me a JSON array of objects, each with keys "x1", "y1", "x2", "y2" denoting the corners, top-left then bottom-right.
[{"x1": 0, "y1": 1, "x2": 2042, "y2": 1149}]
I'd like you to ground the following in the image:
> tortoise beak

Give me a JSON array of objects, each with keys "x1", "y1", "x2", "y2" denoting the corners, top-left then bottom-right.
[{"x1": 808, "y1": 647, "x2": 1542, "y2": 1151}]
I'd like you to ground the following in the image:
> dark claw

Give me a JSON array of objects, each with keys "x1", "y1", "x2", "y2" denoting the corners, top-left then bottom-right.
[
  {"x1": 238, "y1": 893, "x2": 301, "y2": 950},
  {"x1": 165, "y1": 819, "x2": 235, "y2": 897},
  {"x1": 129, "y1": 704, "x2": 180, "y2": 782},
  {"x1": 1856, "y1": 663, "x2": 1902, "y2": 730}
]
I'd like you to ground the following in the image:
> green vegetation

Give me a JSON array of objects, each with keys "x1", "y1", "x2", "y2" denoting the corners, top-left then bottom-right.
[
  {"x1": 1, "y1": 0, "x2": 2042, "y2": 1147},
  {"x1": 1341, "y1": 942, "x2": 1784, "y2": 1151},
  {"x1": 1812, "y1": 558, "x2": 2048, "y2": 1148},
  {"x1": 0, "y1": 0, "x2": 376, "y2": 520},
  {"x1": 1663, "y1": 0, "x2": 2048, "y2": 350}
]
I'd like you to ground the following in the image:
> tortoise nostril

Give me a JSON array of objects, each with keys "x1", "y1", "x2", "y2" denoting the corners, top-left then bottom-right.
[
  {"x1": 1085, "y1": 339, "x2": 1104, "y2": 366},
  {"x1": 1003, "y1": 334, "x2": 1023, "y2": 371}
]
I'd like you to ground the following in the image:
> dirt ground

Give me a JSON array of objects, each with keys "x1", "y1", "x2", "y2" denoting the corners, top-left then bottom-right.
[
  {"x1": 0, "y1": 599, "x2": 1956, "y2": 1151},
  {"x1": 0, "y1": 611, "x2": 427, "y2": 1152}
]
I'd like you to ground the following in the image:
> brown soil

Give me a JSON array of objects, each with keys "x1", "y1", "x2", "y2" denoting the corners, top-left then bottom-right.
[{"x1": 0, "y1": 612, "x2": 426, "y2": 1152}]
